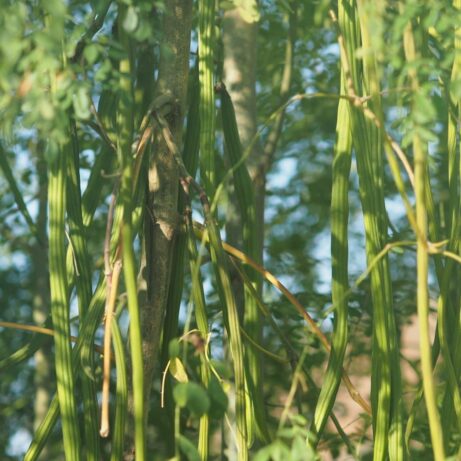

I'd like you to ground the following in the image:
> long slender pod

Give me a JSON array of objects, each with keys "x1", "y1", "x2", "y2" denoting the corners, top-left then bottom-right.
[
  {"x1": 312, "y1": 70, "x2": 351, "y2": 440},
  {"x1": 47, "y1": 140, "x2": 81, "y2": 461},
  {"x1": 228, "y1": 250, "x2": 357, "y2": 453},
  {"x1": 67, "y1": 120, "x2": 100, "y2": 460},
  {"x1": 434, "y1": 72, "x2": 461, "y2": 447},
  {"x1": 198, "y1": 0, "x2": 216, "y2": 197},
  {"x1": 219, "y1": 83, "x2": 270, "y2": 442},
  {"x1": 110, "y1": 315, "x2": 128, "y2": 461},
  {"x1": 357, "y1": 3, "x2": 406, "y2": 458},
  {"x1": 184, "y1": 73, "x2": 210, "y2": 460},
  {"x1": 205, "y1": 218, "x2": 248, "y2": 460},
  {"x1": 337, "y1": 2, "x2": 401, "y2": 458},
  {"x1": 117, "y1": 16, "x2": 145, "y2": 458},
  {"x1": 198, "y1": 0, "x2": 248, "y2": 452},
  {"x1": 161, "y1": 68, "x2": 200, "y2": 364},
  {"x1": 186, "y1": 212, "x2": 210, "y2": 460},
  {"x1": 24, "y1": 277, "x2": 107, "y2": 461}
]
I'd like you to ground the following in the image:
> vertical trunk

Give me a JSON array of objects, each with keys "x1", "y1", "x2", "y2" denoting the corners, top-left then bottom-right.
[
  {"x1": 137, "y1": 0, "x2": 192, "y2": 432},
  {"x1": 223, "y1": 11, "x2": 264, "y2": 262}
]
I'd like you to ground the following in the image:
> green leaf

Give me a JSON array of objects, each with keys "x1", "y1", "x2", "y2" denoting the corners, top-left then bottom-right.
[
  {"x1": 169, "y1": 358, "x2": 188, "y2": 383},
  {"x1": 177, "y1": 434, "x2": 200, "y2": 461},
  {"x1": 253, "y1": 445, "x2": 272, "y2": 461},
  {"x1": 83, "y1": 44, "x2": 99, "y2": 65},
  {"x1": 173, "y1": 382, "x2": 210, "y2": 417},
  {"x1": 94, "y1": 59, "x2": 113, "y2": 81},
  {"x1": 123, "y1": 6, "x2": 139, "y2": 33},
  {"x1": 290, "y1": 436, "x2": 308, "y2": 461},
  {"x1": 414, "y1": 125, "x2": 438, "y2": 144},
  {"x1": 38, "y1": 99, "x2": 55, "y2": 120},
  {"x1": 73, "y1": 87, "x2": 91, "y2": 120},
  {"x1": 185, "y1": 383, "x2": 210, "y2": 417},
  {"x1": 45, "y1": 140, "x2": 59, "y2": 165},
  {"x1": 254, "y1": 440, "x2": 290, "y2": 461},
  {"x1": 168, "y1": 338, "x2": 180, "y2": 359},
  {"x1": 173, "y1": 383, "x2": 188, "y2": 407},
  {"x1": 413, "y1": 92, "x2": 436, "y2": 125}
]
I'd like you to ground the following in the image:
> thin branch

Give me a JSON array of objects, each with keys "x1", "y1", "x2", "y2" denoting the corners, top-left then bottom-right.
[
  {"x1": 0, "y1": 321, "x2": 106, "y2": 356},
  {"x1": 88, "y1": 103, "x2": 117, "y2": 152},
  {"x1": 71, "y1": 0, "x2": 113, "y2": 63},
  {"x1": 100, "y1": 259, "x2": 122, "y2": 438}
]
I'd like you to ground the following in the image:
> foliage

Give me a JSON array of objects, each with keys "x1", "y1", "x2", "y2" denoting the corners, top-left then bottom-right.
[{"x1": 1, "y1": 0, "x2": 461, "y2": 460}]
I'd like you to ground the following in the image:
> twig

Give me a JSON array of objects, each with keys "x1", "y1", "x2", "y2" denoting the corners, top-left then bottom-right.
[
  {"x1": 0, "y1": 321, "x2": 106, "y2": 356},
  {"x1": 89, "y1": 103, "x2": 117, "y2": 152},
  {"x1": 71, "y1": 0, "x2": 113, "y2": 63},
  {"x1": 99, "y1": 180, "x2": 121, "y2": 438},
  {"x1": 100, "y1": 259, "x2": 122, "y2": 437}
]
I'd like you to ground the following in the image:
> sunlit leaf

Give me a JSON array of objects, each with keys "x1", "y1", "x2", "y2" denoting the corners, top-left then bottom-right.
[
  {"x1": 123, "y1": 6, "x2": 139, "y2": 33},
  {"x1": 72, "y1": 87, "x2": 91, "y2": 120},
  {"x1": 169, "y1": 358, "x2": 188, "y2": 383},
  {"x1": 173, "y1": 382, "x2": 210, "y2": 417}
]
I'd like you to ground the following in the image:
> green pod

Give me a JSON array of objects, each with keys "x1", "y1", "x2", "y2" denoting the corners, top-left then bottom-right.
[
  {"x1": 219, "y1": 83, "x2": 270, "y2": 443},
  {"x1": 312, "y1": 72, "x2": 351, "y2": 441}
]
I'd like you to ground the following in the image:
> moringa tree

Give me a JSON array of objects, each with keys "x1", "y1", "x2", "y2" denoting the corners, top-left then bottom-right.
[{"x1": 1, "y1": 1, "x2": 461, "y2": 460}]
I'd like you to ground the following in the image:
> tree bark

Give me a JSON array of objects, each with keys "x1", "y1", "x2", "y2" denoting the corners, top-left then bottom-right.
[
  {"x1": 223, "y1": 11, "x2": 265, "y2": 262},
  {"x1": 137, "y1": 0, "x2": 192, "y2": 430}
]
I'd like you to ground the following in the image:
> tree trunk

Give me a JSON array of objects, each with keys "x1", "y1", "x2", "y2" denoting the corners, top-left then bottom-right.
[
  {"x1": 223, "y1": 10, "x2": 265, "y2": 262},
  {"x1": 135, "y1": 0, "x2": 193, "y2": 441}
]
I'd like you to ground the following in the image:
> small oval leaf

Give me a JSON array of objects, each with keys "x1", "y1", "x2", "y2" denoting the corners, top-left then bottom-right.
[
  {"x1": 173, "y1": 382, "x2": 210, "y2": 417},
  {"x1": 169, "y1": 357, "x2": 188, "y2": 383},
  {"x1": 123, "y1": 6, "x2": 138, "y2": 33},
  {"x1": 168, "y1": 338, "x2": 180, "y2": 359}
]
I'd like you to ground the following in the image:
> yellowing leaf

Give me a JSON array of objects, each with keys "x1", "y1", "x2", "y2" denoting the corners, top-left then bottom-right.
[{"x1": 169, "y1": 358, "x2": 188, "y2": 383}]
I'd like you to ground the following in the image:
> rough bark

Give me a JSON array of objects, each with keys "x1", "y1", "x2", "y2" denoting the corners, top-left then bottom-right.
[{"x1": 137, "y1": 0, "x2": 192, "y2": 426}]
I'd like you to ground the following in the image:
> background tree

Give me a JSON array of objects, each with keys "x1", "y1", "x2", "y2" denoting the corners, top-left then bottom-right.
[{"x1": 1, "y1": 1, "x2": 461, "y2": 460}]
